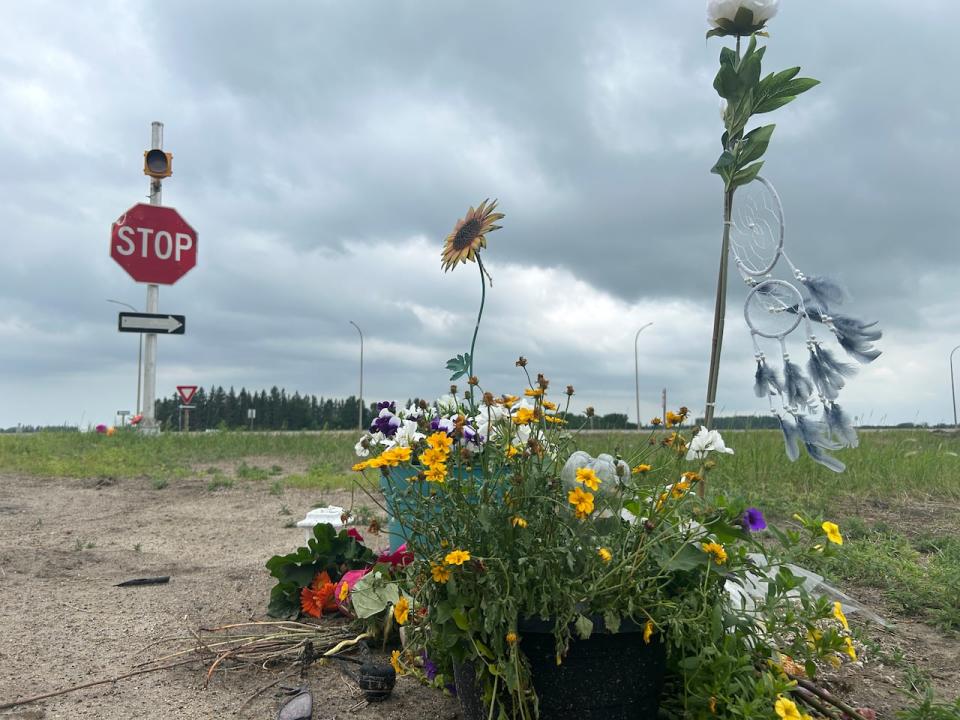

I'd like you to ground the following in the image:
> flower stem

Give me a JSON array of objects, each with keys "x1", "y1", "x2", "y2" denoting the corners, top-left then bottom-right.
[{"x1": 467, "y1": 255, "x2": 488, "y2": 411}]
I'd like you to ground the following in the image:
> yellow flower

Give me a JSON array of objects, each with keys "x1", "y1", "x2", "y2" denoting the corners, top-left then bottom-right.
[
  {"x1": 542, "y1": 400, "x2": 557, "y2": 411},
  {"x1": 775, "y1": 695, "x2": 802, "y2": 720},
  {"x1": 833, "y1": 601, "x2": 849, "y2": 630},
  {"x1": 567, "y1": 486, "x2": 595, "y2": 519},
  {"x1": 393, "y1": 596, "x2": 410, "y2": 625},
  {"x1": 576, "y1": 467, "x2": 601, "y2": 491},
  {"x1": 424, "y1": 464, "x2": 447, "y2": 483},
  {"x1": 650, "y1": 417, "x2": 662, "y2": 426},
  {"x1": 843, "y1": 636, "x2": 857, "y2": 662},
  {"x1": 670, "y1": 479, "x2": 691, "y2": 499},
  {"x1": 524, "y1": 388, "x2": 543, "y2": 397},
  {"x1": 511, "y1": 516, "x2": 528, "y2": 528},
  {"x1": 351, "y1": 461, "x2": 370, "y2": 471},
  {"x1": 701, "y1": 542, "x2": 728, "y2": 565},
  {"x1": 426, "y1": 432, "x2": 453, "y2": 452},
  {"x1": 632, "y1": 464, "x2": 652, "y2": 474},
  {"x1": 681, "y1": 471, "x2": 702, "y2": 483},
  {"x1": 378, "y1": 446, "x2": 413, "y2": 467},
  {"x1": 822, "y1": 521, "x2": 843, "y2": 545},
  {"x1": 598, "y1": 547, "x2": 612, "y2": 563},
  {"x1": 665, "y1": 411, "x2": 683, "y2": 428},
  {"x1": 543, "y1": 415, "x2": 567, "y2": 425},
  {"x1": 419, "y1": 446, "x2": 448, "y2": 467},
  {"x1": 643, "y1": 619, "x2": 655, "y2": 644},
  {"x1": 338, "y1": 582, "x2": 350, "y2": 601},
  {"x1": 431, "y1": 563, "x2": 451, "y2": 583},
  {"x1": 441, "y1": 199, "x2": 504, "y2": 272},
  {"x1": 444, "y1": 549, "x2": 471, "y2": 566},
  {"x1": 500, "y1": 394, "x2": 520, "y2": 406},
  {"x1": 505, "y1": 631, "x2": 518, "y2": 645},
  {"x1": 506, "y1": 445, "x2": 521, "y2": 458},
  {"x1": 512, "y1": 407, "x2": 536, "y2": 425},
  {"x1": 390, "y1": 649, "x2": 404, "y2": 675},
  {"x1": 367, "y1": 456, "x2": 387, "y2": 468}
]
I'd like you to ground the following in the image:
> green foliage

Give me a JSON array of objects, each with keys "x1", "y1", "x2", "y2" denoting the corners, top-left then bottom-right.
[
  {"x1": 710, "y1": 35, "x2": 818, "y2": 190},
  {"x1": 897, "y1": 691, "x2": 960, "y2": 720},
  {"x1": 265, "y1": 522, "x2": 375, "y2": 619},
  {"x1": 445, "y1": 353, "x2": 471, "y2": 382}
]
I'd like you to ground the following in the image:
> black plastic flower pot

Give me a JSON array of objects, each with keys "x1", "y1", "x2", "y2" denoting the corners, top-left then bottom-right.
[{"x1": 454, "y1": 617, "x2": 666, "y2": 720}]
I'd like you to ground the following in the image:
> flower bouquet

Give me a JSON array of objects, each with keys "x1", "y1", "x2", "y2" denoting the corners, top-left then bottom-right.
[{"x1": 343, "y1": 199, "x2": 860, "y2": 719}]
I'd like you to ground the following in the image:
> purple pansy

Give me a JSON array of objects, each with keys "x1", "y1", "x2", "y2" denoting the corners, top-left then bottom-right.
[
  {"x1": 420, "y1": 650, "x2": 439, "y2": 681},
  {"x1": 369, "y1": 405, "x2": 402, "y2": 437},
  {"x1": 430, "y1": 417, "x2": 456, "y2": 434},
  {"x1": 743, "y1": 507, "x2": 767, "y2": 532}
]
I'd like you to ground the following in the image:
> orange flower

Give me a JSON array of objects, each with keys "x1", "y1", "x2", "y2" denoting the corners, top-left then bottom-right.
[{"x1": 300, "y1": 571, "x2": 337, "y2": 617}]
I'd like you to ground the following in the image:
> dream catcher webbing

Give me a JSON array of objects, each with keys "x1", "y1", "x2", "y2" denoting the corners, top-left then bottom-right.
[{"x1": 734, "y1": 177, "x2": 882, "y2": 472}]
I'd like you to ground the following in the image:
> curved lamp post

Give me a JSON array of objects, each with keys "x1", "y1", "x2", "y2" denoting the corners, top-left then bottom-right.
[
  {"x1": 349, "y1": 321, "x2": 364, "y2": 432},
  {"x1": 951, "y1": 344, "x2": 960, "y2": 428},
  {"x1": 634, "y1": 322, "x2": 654, "y2": 432},
  {"x1": 107, "y1": 298, "x2": 142, "y2": 415}
]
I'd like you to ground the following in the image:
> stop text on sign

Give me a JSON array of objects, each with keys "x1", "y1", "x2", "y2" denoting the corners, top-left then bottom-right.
[
  {"x1": 114, "y1": 225, "x2": 194, "y2": 262},
  {"x1": 110, "y1": 203, "x2": 198, "y2": 285}
]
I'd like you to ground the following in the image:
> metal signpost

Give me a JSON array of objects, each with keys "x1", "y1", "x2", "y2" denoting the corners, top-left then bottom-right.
[
  {"x1": 247, "y1": 408, "x2": 256, "y2": 431},
  {"x1": 109, "y1": 122, "x2": 197, "y2": 431}
]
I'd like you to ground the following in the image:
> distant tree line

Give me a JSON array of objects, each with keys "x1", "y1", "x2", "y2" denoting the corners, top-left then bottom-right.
[{"x1": 155, "y1": 387, "x2": 374, "y2": 431}]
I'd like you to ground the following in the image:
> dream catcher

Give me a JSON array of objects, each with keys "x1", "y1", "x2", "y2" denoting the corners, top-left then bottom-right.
[{"x1": 732, "y1": 177, "x2": 881, "y2": 472}]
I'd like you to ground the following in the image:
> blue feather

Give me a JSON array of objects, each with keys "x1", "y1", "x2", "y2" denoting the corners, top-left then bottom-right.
[
  {"x1": 783, "y1": 360, "x2": 814, "y2": 408},
  {"x1": 795, "y1": 413, "x2": 841, "y2": 450},
  {"x1": 778, "y1": 415, "x2": 801, "y2": 462},
  {"x1": 754, "y1": 359, "x2": 783, "y2": 399},
  {"x1": 825, "y1": 402, "x2": 859, "y2": 448},
  {"x1": 805, "y1": 443, "x2": 846, "y2": 473},
  {"x1": 801, "y1": 276, "x2": 847, "y2": 311}
]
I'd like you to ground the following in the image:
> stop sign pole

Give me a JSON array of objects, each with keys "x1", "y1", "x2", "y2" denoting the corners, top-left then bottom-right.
[{"x1": 142, "y1": 121, "x2": 164, "y2": 432}]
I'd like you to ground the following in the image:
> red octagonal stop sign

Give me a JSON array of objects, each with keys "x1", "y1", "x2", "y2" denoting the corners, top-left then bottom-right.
[{"x1": 110, "y1": 203, "x2": 198, "y2": 285}]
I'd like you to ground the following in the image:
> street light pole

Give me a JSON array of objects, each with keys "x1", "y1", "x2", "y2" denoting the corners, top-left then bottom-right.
[
  {"x1": 634, "y1": 322, "x2": 653, "y2": 431},
  {"x1": 349, "y1": 321, "x2": 364, "y2": 432},
  {"x1": 950, "y1": 344, "x2": 960, "y2": 428},
  {"x1": 107, "y1": 299, "x2": 142, "y2": 415}
]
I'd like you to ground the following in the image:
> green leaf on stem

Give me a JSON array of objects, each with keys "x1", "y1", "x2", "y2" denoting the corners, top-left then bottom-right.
[
  {"x1": 738, "y1": 124, "x2": 776, "y2": 166},
  {"x1": 446, "y1": 353, "x2": 471, "y2": 381},
  {"x1": 574, "y1": 614, "x2": 594, "y2": 640},
  {"x1": 731, "y1": 161, "x2": 764, "y2": 189}
]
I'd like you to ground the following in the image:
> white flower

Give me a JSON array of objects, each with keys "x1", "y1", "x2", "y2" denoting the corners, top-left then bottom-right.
[
  {"x1": 354, "y1": 436, "x2": 372, "y2": 457},
  {"x1": 400, "y1": 405, "x2": 423, "y2": 420},
  {"x1": 560, "y1": 451, "x2": 630, "y2": 492},
  {"x1": 390, "y1": 419, "x2": 425, "y2": 448},
  {"x1": 685, "y1": 426, "x2": 735, "y2": 461},
  {"x1": 707, "y1": 0, "x2": 779, "y2": 33}
]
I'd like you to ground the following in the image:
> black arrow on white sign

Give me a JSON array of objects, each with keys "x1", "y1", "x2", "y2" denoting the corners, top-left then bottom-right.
[{"x1": 118, "y1": 312, "x2": 186, "y2": 335}]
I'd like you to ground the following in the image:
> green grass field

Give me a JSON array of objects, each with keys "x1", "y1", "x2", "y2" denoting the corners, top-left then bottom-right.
[{"x1": 2, "y1": 428, "x2": 959, "y2": 634}]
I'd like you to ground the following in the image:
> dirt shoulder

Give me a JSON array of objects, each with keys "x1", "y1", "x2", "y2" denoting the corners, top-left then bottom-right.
[{"x1": 0, "y1": 471, "x2": 957, "y2": 719}]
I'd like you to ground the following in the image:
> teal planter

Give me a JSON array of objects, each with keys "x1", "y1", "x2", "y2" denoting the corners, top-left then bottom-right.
[{"x1": 378, "y1": 465, "x2": 496, "y2": 552}]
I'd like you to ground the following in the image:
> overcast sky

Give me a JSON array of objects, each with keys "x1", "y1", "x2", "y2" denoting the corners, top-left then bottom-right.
[{"x1": 1, "y1": 0, "x2": 958, "y2": 429}]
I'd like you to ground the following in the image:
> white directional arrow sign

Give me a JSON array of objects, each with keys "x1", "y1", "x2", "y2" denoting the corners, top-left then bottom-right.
[{"x1": 118, "y1": 312, "x2": 186, "y2": 335}]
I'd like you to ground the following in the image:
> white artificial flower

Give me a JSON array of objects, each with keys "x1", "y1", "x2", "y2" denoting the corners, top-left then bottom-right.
[
  {"x1": 707, "y1": 0, "x2": 779, "y2": 32},
  {"x1": 560, "y1": 451, "x2": 630, "y2": 493},
  {"x1": 391, "y1": 419, "x2": 426, "y2": 448},
  {"x1": 354, "y1": 436, "x2": 372, "y2": 458},
  {"x1": 400, "y1": 405, "x2": 423, "y2": 420},
  {"x1": 685, "y1": 426, "x2": 735, "y2": 461}
]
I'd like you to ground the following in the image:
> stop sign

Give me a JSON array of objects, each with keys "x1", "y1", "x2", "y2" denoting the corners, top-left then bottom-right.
[{"x1": 110, "y1": 203, "x2": 198, "y2": 285}]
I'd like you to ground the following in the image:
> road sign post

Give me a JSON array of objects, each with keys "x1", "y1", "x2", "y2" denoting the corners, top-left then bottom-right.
[
  {"x1": 110, "y1": 122, "x2": 198, "y2": 432},
  {"x1": 177, "y1": 386, "x2": 198, "y2": 433}
]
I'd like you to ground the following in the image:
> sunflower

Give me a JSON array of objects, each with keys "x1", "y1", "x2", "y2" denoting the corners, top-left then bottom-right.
[{"x1": 441, "y1": 199, "x2": 504, "y2": 272}]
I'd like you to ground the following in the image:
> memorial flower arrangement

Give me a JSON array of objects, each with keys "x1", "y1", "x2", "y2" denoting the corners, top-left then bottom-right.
[{"x1": 343, "y1": 196, "x2": 862, "y2": 717}]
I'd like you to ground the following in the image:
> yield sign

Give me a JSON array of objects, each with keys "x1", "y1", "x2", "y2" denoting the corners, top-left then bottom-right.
[{"x1": 176, "y1": 385, "x2": 198, "y2": 404}]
